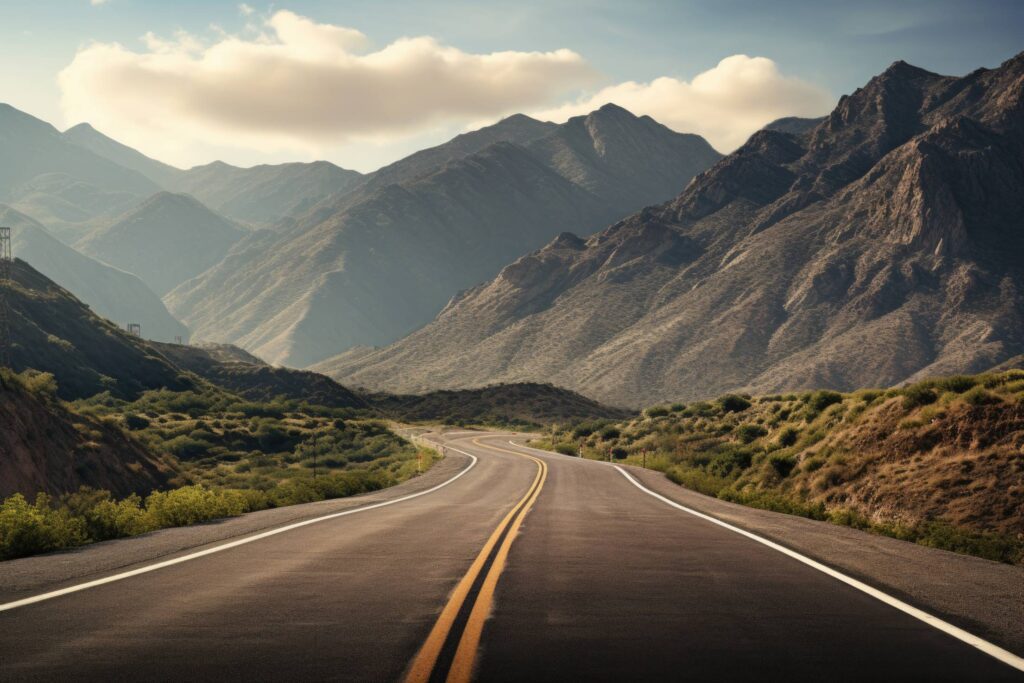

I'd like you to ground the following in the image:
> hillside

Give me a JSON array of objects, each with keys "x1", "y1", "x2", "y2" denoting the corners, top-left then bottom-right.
[
  {"x1": 368, "y1": 382, "x2": 633, "y2": 428},
  {"x1": 2, "y1": 258, "x2": 189, "y2": 400},
  {"x1": 150, "y1": 342, "x2": 368, "y2": 409},
  {"x1": 77, "y1": 192, "x2": 246, "y2": 295},
  {"x1": 2, "y1": 205, "x2": 188, "y2": 342},
  {"x1": 0, "y1": 369, "x2": 174, "y2": 498},
  {"x1": 537, "y1": 370, "x2": 1024, "y2": 563},
  {"x1": 324, "y1": 53, "x2": 1024, "y2": 406},
  {"x1": 167, "y1": 107, "x2": 721, "y2": 366}
]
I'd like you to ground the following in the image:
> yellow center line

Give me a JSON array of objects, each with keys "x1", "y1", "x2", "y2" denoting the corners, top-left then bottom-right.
[
  {"x1": 404, "y1": 438, "x2": 547, "y2": 683},
  {"x1": 445, "y1": 439, "x2": 548, "y2": 683}
]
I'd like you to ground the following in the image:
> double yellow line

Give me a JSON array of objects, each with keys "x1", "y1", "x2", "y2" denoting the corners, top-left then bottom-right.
[{"x1": 405, "y1": 439, "x2": 548, "y2": 683}]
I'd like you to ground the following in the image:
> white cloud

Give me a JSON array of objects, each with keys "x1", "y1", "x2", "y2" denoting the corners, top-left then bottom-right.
[
  {"x1": 58, "y1": 10, "x2": 594, "y2": 166},
  {"x1": 238, "y1": 3, "x2": 254, "y2": 16},
  {"x1": 532, "y1": 55, "x2": 834, "y2": 152},
  {"x1": 90, "y1": 0, "x2": 109, "y2": 5}
]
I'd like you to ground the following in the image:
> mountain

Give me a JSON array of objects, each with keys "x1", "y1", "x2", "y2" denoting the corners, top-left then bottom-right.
[
  {"x1": 77, "y1": 192, "x2": 247, "y2": 296},
  {"x1": 2, "y1": 259, "x2": 190, "y2": 400},
  {"x1": 349, "y1": 113, "x2": 558, "y2": 196},
  {"x1": 0, "y1": 104, "x2": 159, "y2": 241},
  {"x1": 1, "y1": 205, "x2": 188, "y2": 342},
  {"x1": 0, "y1": 369, "x2": 174, "y2": 498},
  {"x1": 167, "y1": 107, "x2": 721, "y2": 367},
  {"x1": 168, "y1": 161, "x2": 363, "y2": 227},
  {"x1": 63, "y1": 122, "x2": 183, "y2": 187},
  {"x1": 320, "y1": 53, "x2": 1024, "y2": 406}
]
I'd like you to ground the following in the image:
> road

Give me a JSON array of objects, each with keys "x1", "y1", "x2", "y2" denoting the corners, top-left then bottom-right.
[{"x1": 0, "y1": 432, "x2": 1021, "y2": 681}]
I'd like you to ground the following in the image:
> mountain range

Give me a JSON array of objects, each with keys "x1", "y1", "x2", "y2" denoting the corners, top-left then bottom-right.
[
  {"x1": 318, "y1": 53, "x2": 1024, "y2": 406},
  {"x1": 165, "y1": 104, "x2": 721, "y2": 366}
]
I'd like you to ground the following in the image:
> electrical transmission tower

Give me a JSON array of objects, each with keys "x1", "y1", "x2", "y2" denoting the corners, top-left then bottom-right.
[
  {"x1": 0, "y1": 227, "x2": 12, "y2": 369},
  {"x1": 126, "y1": 323, "x2": 142, "y2": 337}
]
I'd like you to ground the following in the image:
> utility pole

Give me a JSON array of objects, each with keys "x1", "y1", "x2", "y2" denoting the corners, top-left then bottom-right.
[
  {"x1": 0, "y1": 227, "x2": 11, "y2": 369},
  {"x1": 126, "y1": 323, "x2": 142, "y2": 337}
]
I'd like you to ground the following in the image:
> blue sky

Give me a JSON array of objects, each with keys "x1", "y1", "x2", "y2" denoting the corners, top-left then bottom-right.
[{"x1": 2, "y1": 0, "x2": 1021, "y2": 170}]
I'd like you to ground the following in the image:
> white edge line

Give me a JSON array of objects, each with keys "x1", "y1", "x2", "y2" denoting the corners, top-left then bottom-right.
[
  {"x1": 0, "y1": 447, "x2": 478, "y2": 613},
  {"x1": 612, "y1": 465, "x2": 1024, "y2": 672}
]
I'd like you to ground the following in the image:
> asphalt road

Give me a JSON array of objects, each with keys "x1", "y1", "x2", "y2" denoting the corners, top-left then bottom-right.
[{"x1": 0, "y1": 432, "x2": 1021, "y2": 682}]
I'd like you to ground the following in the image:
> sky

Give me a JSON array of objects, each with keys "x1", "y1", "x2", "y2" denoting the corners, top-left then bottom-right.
[{"x1": 1, "y1": 0, "x2": 1022, "y2": 172}]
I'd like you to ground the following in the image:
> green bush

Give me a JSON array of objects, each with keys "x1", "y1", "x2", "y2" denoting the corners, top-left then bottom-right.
[
  {"x1": 599, "y1": 427, "x2": 621, "y2": 440},
  {"x1": 0, "y1": 493, "x2": 87, "y2": 560},
  {"x1": 902, "y1": 384, "x2": 938, "y2": 410},
  {"x1": 808, "y1": 391, "x2": 843, "y2": 412},
  {"x1": 718, "y1": 394, "x2": 751, "y2": 413},
  {"x1": 145, "y1": 486, "x2": 250, "y2": 527},
  {"x1": 961, "y1": 386, "x2": 1000, "y2": 406},
  {"x1": 768, "y1": 453, "x2": 797, "y2": 477},
  {"x1": 611, "y1": 447, "x2": 629, "y2": 460},
  {"x1": 123, "y1": 413, "x2": 151, "y2": 430},
  {"x1": 645, "y1": 406, "x2": 669, "y2": 418},
  {"x1": 554, "y1": 443, "x2": 577, "y2": 456},
  {"x1": 735, "y1": 424, "x2": 767, "y2": 444},
  {"x1": 776, "y1": 426, "x2": 799, "y2": 447},
  {"x1": 933, "y1": 375, "x2": 977, "y2": 394}
]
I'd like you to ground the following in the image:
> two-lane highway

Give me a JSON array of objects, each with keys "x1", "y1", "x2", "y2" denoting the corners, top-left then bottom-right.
[{"x1": 0, "y1": 431, "x2": 1021, "y2": 681}]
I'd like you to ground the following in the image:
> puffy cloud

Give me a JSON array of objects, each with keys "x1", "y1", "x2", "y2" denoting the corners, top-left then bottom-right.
[
  {"x1": 531, "y1": 55, "x2": 834, "y2": 152},
  {"x1": 58, "y1": 11, "x2": 594, "y2": 166}
]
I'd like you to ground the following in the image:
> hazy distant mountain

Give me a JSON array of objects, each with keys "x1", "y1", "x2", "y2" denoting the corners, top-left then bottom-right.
[
  {"x1": 168, "y1": 107, "x2": 721, "y2": 366},
  {"x1": 352, "y1": 113, "x2": 558, "y2": 195},
  {"x1": 168, "y1": 160, "x2": 363, "y2": 227},
  {"x1": 0, "y1": 104, "x2": 159, "y2": 241},
  {"x1": 77, "y1": 191, "x2": 247, "y2": 296},
  {"x1": 1, "y1": 205, "x2": 188, "y2": 342},
  {"x1": 320, "y1": 53, "x2": 1024, "y2": 406},
  {"x1": 63, "y1": 122, "x2": 182, "y2": 187}
]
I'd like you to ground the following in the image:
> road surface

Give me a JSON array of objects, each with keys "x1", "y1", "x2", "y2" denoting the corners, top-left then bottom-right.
[{"x1": 0, "y1": 432, "x2": 1021, "y2": 681}]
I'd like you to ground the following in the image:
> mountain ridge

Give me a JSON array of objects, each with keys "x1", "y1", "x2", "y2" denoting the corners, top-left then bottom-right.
[{"x1": 319, "y1": 52, "x2": 1024, "y2": 406}]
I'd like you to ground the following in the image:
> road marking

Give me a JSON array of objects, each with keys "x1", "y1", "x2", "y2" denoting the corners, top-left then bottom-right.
[
  {"x1": 405, "y1": 439, "x2": 547, "y2": 683},
  {"x1": 613, "y1": 466, "x2": 1024, "y2": 673},
  {"x1": 447, "y1": 441, "x2": 547, "y2": 683},
  {"x1": 0, "y1": 452, "x2": 478, "y2": 614}
]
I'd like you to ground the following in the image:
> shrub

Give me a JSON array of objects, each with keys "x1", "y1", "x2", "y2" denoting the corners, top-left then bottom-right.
[
  {"x1": 776, "y1": 426, "x2": 799, "y2": 448},
  {"x1": 123, "y1": 413, "x2": 151, "y2": 430},
  {"x1": 554, "y1": 443, "x2": 577, "y2": 456},
  {"x1": 735, "y1": 424, "x2": 767, "y2": 444},
  {"x1": 768, "y1": 453, "x2": 797, "y2": 477},
  {"x1": 0, "y1": 493, "x2": 88, "y2": 560},
  {"x1": 718, "y1": 394, "x2": 751, "y2": 413},
  {"x1": 611, "y1": 447, "x2": 628, "y2": 460},
  {"x1": 808, "y1": 391, "x2": 843, "y2": 412},
  {"x1": 933, "y1": 375, "x2": 977, "y2": 394},
  {"x1": 145, "y1": 486, "x2": 249, "y2": 527},
  {"x1": 599, "y1": 427, "x2": 621, "y2": 440},
  {"x1": 961, "y1": 386, "x2": 1000, "y2": 406},
  {"x1": 902, "y1": 384, "x2": 938, "y2": 410},
  {"x1": 670, "y1": 403, "x2": 686, "y2": 412},
  {"x1": 645, "y1": 406, "x2": 669, "y2": 418}
]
